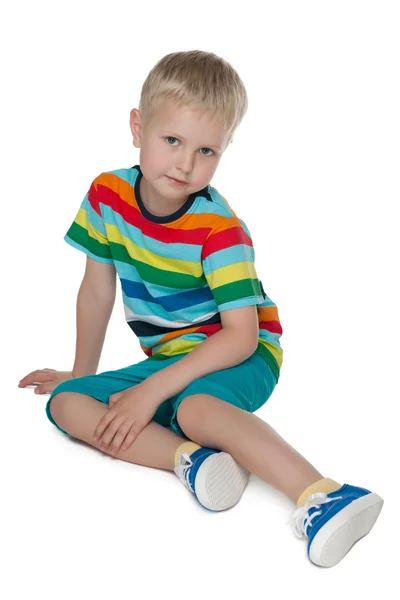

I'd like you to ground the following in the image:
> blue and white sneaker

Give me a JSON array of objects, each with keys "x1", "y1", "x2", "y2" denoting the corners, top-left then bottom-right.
[
  {"x1": 174, "y1": 447, "x2": 250, "y2": 511},
  {"x1": 290, "y1": 484, "x2": 384, "y2": 567}
]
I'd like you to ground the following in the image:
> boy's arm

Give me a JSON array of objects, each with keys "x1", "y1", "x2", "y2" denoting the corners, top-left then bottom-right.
[
  {"x1": 19, "y1": 257, "x2": 116, "y2": 392},
  {"x1": 73, "y1": 256, "x2": 116, "y2": 377},
  {"x1": 144, "y1": 305, "x2": 259, "y2": 403}
]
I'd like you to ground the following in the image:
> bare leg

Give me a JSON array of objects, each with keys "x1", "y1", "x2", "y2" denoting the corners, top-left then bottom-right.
[
  {"x1": 176, "y1": 394, "x2": 325, "y2": 504},
  {"x1": 49, "y1": 392, "x2": 187, "y2": 471}
]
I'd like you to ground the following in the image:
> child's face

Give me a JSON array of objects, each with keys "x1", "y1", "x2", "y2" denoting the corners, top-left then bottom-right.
[{"x1": 130, "y1": 99, "x2": 231, "y2": 204}]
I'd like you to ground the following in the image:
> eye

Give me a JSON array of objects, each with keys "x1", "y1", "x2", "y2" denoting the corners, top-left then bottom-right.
[
  {"x1": 165, "y1": 136, "x2": 179, "y2": 145},
  {"x1": 200, "y1": 148, "x2": 214, "y2": 156}
]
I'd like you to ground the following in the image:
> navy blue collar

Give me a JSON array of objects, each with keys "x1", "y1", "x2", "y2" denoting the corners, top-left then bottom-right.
[{"x1": 132, "y1": 165, "x2": 211, "y2": 224}]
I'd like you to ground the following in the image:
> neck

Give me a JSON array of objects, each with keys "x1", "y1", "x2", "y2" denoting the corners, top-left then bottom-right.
[{"x1": 140, "y1": 177, "x2": 187, "y2": 216}]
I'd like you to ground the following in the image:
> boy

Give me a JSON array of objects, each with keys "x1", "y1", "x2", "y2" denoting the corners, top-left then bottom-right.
[{"x1": 19, "y1": 50, "x2": 383, "y2": 567}]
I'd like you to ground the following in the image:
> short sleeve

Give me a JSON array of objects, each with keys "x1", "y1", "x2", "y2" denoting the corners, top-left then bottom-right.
[
  {"x1": 201, "y1": 217, "x2": 265, "y2": 312},
  {"x1": 64, "y1": 177, "x2": 113, "y2": 264}
]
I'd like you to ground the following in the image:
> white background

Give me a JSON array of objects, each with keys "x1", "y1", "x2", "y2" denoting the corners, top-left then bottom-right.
[{"x1": 2, "y1": 1, "x2": 399, "y2": 597}]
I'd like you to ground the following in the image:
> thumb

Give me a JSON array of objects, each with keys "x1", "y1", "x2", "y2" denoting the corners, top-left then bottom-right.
[
  {"x1": 34, "y1": 384, "x2": 48, "y2": 395},
  {"x1": 109, "y1": 393, "x2": 121, "y2": 407}
]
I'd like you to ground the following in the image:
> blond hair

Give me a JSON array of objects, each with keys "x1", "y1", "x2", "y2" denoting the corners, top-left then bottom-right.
[{"x1": 139, "y1": 50, "x2": 248, "y2": 139}]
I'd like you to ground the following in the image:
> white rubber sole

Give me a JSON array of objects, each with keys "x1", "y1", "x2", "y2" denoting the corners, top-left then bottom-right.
[
  {"x1": 194, "y1": 452, "x2": 250, "y2": 511},
  {"x1": 309, "y1": 492, "x2": 384, "y2": 567}
]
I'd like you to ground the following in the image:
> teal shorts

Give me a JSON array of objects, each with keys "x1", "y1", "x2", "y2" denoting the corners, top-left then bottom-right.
[{"x1": 46, "y1": 351, "x2": 277, "y2": 437}]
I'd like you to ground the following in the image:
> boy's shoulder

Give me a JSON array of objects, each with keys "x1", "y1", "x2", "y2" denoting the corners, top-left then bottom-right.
[
  {"x1": 205, "y1": 184, "x2": 252, "y2": 238},
  {"x1": 91, "y1": 166, "x2": 138, "y2": 190},
  {"x1": 206, "y1": 184, "x2": 239, "y2": 220}
]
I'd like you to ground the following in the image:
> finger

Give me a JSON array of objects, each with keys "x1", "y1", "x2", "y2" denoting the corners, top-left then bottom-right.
[
  {"x1": 99, "y1": 414, "x2": 128, "y2": 450},
  {"x1": 32, "y1": 376, "x2": 56, "y2": 393},
  {"x1": 34, "y1": 383, "x2": 52, "y2": 395},
  {"x1": 19, "y1": 370, "x2": 42, "y2": 387},
  {"x1": 120, "y1": 427, "x2": 139, "y2": 452},
  {"x1": 109, "y1": 421, "x2": 135, "y2": 455},
  {"x1": 93, "y1": 409, "x2": 117, "y2": 444},
  {"x1": 34, "y1": 374, "x2": 55, "y2": 384},
  {"x1": 34, "y1": 382, "x2": 54, "y2": 395},
  {"x1": 19, "y1": 371, "x2": 54, "y2": 387},
  {"x1": 121, "y1": 422, "x2": 145, "y2": 451}
]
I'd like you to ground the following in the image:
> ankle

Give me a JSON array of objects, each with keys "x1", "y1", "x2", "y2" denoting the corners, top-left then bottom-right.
[
  {"x1": 297, "y1": 477, "x2": 342, "y2": 507},
  {"x1": 174, "y1": 441, "x2": 202, "y2": 467}
]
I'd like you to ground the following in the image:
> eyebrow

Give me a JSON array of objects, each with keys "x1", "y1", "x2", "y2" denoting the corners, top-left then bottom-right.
[{"x1": 164, "y1": 132, "x2": 222, "y2": 150}]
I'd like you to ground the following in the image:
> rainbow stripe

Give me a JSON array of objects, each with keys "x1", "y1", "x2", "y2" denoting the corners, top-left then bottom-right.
[{"x1": 65, "y1": 166, "x2": 283, "y2": 381}]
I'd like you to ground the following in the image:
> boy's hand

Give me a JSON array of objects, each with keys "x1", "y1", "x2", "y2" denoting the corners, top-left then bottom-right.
[
  {"x1": 18, "y1": 369, "x2": 74, "y2": 394},
  {"x1": 93, "y1": 381, "x2": 162, "y2": 455}
]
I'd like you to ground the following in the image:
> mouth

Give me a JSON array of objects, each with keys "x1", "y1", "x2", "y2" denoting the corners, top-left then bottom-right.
[{"x1": 166, "y1": 175, "x2": 188, "y2": 185}]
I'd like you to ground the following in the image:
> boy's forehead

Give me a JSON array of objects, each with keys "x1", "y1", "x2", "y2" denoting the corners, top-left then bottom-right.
[{"x1": 150, "y1": 99, "x2": 228, "y2": 146}]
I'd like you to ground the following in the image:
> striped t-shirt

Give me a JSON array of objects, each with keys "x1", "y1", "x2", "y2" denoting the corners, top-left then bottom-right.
[{"x1": 65, "y1": 165, "x2": 283, "y2": 381}]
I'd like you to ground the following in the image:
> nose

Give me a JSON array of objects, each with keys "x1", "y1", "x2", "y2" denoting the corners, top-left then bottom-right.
[{"x1": 176, "y1": 149, "x2": 194, "y2": 175}]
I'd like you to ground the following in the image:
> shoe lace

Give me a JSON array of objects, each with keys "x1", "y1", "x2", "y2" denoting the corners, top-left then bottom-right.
[
  {"x1": 174, "y1": 452, "x2": 194, "y2": 492},
  {"x1": 289, "y1": 491, "x2": 343, "y2": 539}
]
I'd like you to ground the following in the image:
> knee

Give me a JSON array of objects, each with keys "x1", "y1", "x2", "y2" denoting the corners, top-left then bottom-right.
[
  {"x1": 49, "y1": 392, "x2": 77, "y2": 427},
  {"x1": 176, "y1": 394, "x2": 215, "y2": 438}
]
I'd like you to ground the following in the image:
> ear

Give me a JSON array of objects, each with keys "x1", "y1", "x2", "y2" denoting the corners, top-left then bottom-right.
[{"x1": 130, "y1": 108, "x2": 142, "y2": 148}]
